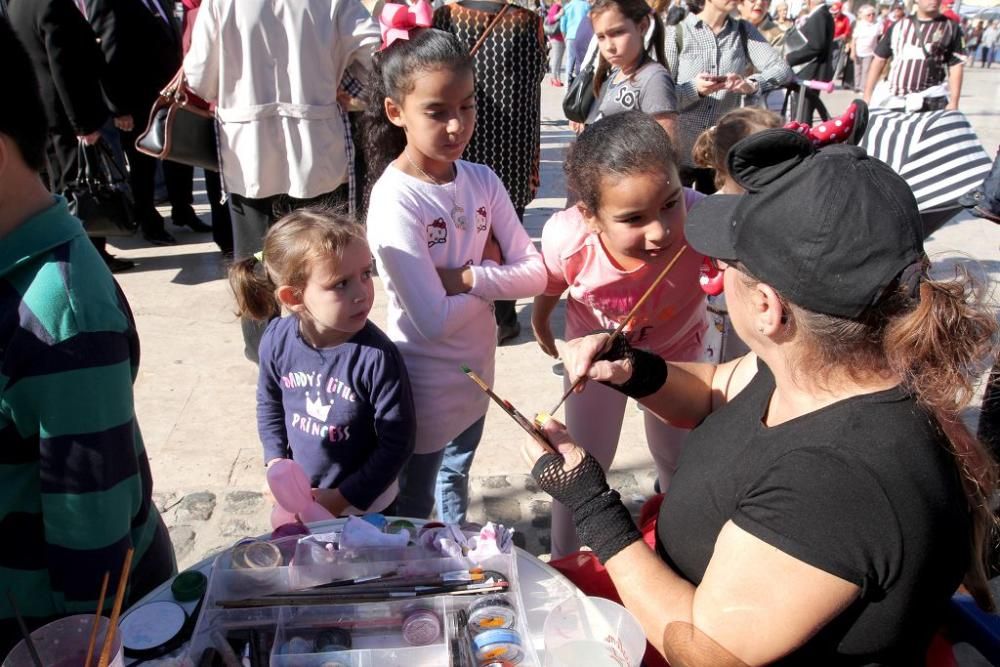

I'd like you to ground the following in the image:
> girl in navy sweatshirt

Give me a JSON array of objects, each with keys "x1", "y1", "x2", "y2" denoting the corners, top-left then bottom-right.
[{"x1": 230, "y1": 209, "x2": 415, "y2": 516}]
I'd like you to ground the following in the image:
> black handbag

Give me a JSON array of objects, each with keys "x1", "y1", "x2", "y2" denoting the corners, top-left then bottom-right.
[
  {"x1": 66, "y1": 140, "x2": 137, "y2": 238},
  {"x1": 562, "y1": 63, "x2": 596, "y2": 123},
  {"x1": 136, "y1": 69, "x2": 219, "y2": 172}
]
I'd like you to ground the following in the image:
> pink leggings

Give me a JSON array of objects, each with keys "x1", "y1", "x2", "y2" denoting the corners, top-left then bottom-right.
[{"x1": 549, "y1": 378, "x2": 690, "y2": 558}]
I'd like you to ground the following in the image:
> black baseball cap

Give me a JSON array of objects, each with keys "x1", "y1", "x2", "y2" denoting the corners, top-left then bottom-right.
[{"x1": 685, "y1": 129, "x2": 923, "y2": 319}]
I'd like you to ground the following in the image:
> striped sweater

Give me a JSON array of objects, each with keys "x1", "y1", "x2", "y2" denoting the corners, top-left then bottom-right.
[{"x1": 0, "y1": 197, "x2": 175, "y2": 649}]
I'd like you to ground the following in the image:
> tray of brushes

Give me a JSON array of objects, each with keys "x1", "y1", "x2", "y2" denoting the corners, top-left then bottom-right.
[{"x1": 185, "y1": 524, "x2": 542, "y2": 666}]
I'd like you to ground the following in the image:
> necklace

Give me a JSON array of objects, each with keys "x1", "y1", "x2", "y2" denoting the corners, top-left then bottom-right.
[{"x1": 404, "y1": 151, "x2": 467, "y2": 229}]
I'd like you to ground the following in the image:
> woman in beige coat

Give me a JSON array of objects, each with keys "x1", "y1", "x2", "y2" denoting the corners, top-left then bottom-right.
[{"x1": 184, "y1": 0, "x2": 380, "y2": 361}]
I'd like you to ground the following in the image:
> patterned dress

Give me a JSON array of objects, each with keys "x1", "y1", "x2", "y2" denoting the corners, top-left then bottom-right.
[{"x1": 434, "y1": 1, "x2": 547, "y2": 212}]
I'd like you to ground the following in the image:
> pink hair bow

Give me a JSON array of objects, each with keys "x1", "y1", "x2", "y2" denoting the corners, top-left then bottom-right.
[{"x1": 379, "y1": 0, "x2": 434, "y2": 51}]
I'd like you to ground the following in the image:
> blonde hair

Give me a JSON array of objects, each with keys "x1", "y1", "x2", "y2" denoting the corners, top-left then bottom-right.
[
  {"x1": 228, "y1": 208, "x2": 368, "y2": 321},
  {"x1": 692, "y1": 108, "x2": 782, "y2": 189}
]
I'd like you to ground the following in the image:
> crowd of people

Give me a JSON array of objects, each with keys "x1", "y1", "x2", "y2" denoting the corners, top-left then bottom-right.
[{"x1": 2, "y1": 0, "x2": 1000, "y2": 663}]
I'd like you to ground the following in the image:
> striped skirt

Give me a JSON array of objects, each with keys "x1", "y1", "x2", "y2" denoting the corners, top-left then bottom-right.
[{"x1": 860, "y1": 109, "x2": 992, "y2": 212}]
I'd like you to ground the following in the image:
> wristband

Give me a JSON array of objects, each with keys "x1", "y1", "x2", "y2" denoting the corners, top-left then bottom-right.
[
  {"x1": 532, "y1": 451, "x2": 642, "y2": 564},
  {"x1": 592, "y1": 334, "x2": 669, "y2": 399}
]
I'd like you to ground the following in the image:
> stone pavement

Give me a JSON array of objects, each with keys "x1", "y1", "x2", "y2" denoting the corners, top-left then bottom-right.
[{"x1": 109, "y1": 68, "x2": 1000, "y2": 571}]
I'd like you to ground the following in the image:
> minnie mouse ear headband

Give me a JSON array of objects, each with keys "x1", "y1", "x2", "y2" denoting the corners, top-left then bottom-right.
[
  {"x1": 685, "y1": 128, "x2": 924, "y2": 319},
  {"x1": 784, "y1": 99, "x2": 870, "y2": 147},
  {"x1": 379, "y1": 0, "x2": 434, "y2": 51}
]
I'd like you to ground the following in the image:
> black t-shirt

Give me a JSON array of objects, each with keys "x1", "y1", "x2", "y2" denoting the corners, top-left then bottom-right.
[{"x1": 655, "y1": 361, "x2": 970, "y2": 665}]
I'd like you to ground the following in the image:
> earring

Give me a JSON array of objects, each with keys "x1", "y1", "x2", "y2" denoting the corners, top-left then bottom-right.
[{"x1": 758, "y1": 326, "x2": 764, "y2": 333}]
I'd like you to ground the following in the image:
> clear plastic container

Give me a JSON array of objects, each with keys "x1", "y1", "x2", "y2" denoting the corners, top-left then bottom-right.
[
  {"x1": 542, "y1": 596, "x2": 645, "y2": 667},
  {"x1": 271, "y1": 599, "x2": 448, "y2": 667}
]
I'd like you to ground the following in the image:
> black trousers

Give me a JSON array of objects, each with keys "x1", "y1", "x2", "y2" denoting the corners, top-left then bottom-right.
[
  {"x1": 230, "y1": 185, "x2": 349, "y2": 362},
  {"x1": 119, "y1": 125, "x2": 195, "y2": 234},
  {"x1": 494, "y1": 205, "x2": 526, "y2": 328},
  {"x1": 204, "y1": 168, "x2": 234, "y2": 254}
]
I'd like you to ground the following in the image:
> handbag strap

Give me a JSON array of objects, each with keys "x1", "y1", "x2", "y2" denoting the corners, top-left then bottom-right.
[
  {"x1": 94, "y1": 140, "x2": 128, "y2": 184},
  {"x1": 161, "y1": 68, "x2": 192, "y2": 105},
  {"x1": 469, "y1": 2, "x2": 510, "y2": 57},
  {"x1": 76, "y1": 141, "x2": 95, "y2": 186}
]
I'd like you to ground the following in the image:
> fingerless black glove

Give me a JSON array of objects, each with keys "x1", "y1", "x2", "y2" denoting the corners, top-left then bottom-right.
[
  {"x1": 594, "y1": 334, "x2": 669, "y2": 400},
  {"x1": 532, "y1": 450, "x2": 642, "y2": 563}
]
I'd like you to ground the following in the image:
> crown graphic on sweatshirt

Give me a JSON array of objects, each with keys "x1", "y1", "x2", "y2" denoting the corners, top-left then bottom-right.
[{"x1": 305, "y1": 392, "x2": 332, "y2": 422}]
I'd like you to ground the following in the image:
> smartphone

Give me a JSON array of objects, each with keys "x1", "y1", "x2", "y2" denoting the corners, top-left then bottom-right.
[{"x1": 705, "y1": 74, "x2": 727, "y2": 83}]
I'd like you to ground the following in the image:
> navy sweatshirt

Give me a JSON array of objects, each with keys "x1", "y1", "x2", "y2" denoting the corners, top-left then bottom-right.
[{"x1": 256, "y1": 317, "x2": 416, "y2": 510}]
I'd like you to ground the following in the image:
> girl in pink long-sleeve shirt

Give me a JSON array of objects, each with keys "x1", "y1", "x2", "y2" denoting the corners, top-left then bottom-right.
[
  {"x1": 533, "y1": 112, "x2": 717, "y2": 558},
  {"x1": 364, "y1": 20, "x2": 546, "y2": 525}
]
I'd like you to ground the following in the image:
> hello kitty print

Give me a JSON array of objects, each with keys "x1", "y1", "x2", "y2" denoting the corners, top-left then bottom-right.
[{"x1": 427, "y1": 218, "x2": 448, "y2": 247}]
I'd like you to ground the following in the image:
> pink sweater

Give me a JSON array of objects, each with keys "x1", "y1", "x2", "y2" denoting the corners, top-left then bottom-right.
[
  {"x1": 367, "y1": 161, "x2": 547, "y2": 454},
  {"x1": 541, "y1": 189, "x2": 708, "y2": 361}
]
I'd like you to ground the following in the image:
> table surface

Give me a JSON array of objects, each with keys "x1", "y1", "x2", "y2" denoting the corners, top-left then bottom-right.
[{"x1": 128, "y1": 518, "x2": 581, "y2": 664}]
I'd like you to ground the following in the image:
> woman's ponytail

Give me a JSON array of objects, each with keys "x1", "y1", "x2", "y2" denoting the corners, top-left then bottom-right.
[
  {"x1": 778, "y1": 261, "x2": 998, "y2": 612},
  {"x1": 229, "y1": 257, "x2": 280, "y2": 322},
  {"x1": 884, "y1": 267, "x2": 998, "y2": 611}
]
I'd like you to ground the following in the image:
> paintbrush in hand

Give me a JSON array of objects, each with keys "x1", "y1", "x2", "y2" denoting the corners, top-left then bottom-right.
[
  {"x1": 548, "y1": 244, "x2": 688, "y2": 416},
  {"x1": 461, "y1": 366, "x2": 556, "y2": 454}
]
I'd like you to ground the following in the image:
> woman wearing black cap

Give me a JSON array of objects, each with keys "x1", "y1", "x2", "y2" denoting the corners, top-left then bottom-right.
[{"x1": 526, "y1": 129, "x2": 997, "y2": 665}]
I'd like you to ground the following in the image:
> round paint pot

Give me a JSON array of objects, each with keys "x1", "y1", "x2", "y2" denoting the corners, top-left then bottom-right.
[
  {"x1": 231, "y1": 540, "x2": 282, "y2": 569},
  {"x1": 467, "y1": 595, "x2": 517, "y2": 634},
  {"x1": 361, "y1": 513, "x2": 388, "y2": 531},
  {"x1": 118, "y1": 600, "x2": 188, "y2": 659},
  {"x1": 315, "y1": 627, "x2": 352, "y2": 652},
  {"x1": 281, "y1": 635, "x2": 313, "y2": 654},
  {"x1": 386, "y1": 519, "x2": 415, "y2": 535},
  {"x1": 171, "y1": 570, "x2": 207, "y2": 602},
  {"x1": 472, "y1": 629, "x2": 524, "y2": 665},
  {"x1": 417, "y1": 521, "x2": 446, "y2": 537},
  {"x1": 401, "y1": 609, "x2": 442, "y2": 646},
  {"x1": 480, "y1": 662, "x2": 518, "y2": 667}
]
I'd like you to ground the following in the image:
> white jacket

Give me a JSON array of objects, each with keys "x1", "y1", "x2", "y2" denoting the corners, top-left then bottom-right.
[{"x1": 183, "y1": 0, "x2": 380, "y2": 199}]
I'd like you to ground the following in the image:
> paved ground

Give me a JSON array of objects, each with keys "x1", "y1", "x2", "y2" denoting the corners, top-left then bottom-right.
[{"x1": 108, "y1": 67, "x2": 1000, "y2": 572}]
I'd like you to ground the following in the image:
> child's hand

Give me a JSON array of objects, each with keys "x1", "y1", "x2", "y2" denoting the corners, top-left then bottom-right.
[
  {"x1": 313, "y1": 488, "x2": 351, "y2": 517},
  {"x1": 569, "y1": 120, "x2": 585, "y2": 134},
  {"x1": 483, "y1": 231, "x2": 504, "y2": 265},
  {"x1": 436, "y1": 266, "x2": 474, "y2": 295},
  {"x1": 531, "y1": 311, "x2": 559, "y2": 358},
  {"x1": 262, "y1": 457, "x2": 283, "y2": 504}
]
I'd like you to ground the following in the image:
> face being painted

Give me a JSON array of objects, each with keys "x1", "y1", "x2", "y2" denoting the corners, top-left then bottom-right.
[{"x1": 581, "y1": 168, "x2": 685, "y2": 270}]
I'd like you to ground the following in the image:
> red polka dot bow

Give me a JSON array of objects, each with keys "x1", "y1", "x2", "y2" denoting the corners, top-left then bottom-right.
[
  {"x1": 784, "y1": 101, "x2": 860, "y2": 147},
  {"x1": 379, "y1": 0, "x2": 435, "y2": 51}
]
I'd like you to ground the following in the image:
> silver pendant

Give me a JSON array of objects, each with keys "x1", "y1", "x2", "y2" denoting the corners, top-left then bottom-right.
[{"x1": 452, "y1": 205, "x2": 467, "y2": 229}]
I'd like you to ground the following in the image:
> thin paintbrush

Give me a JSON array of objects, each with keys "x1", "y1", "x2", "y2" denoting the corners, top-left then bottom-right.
[
  {"x1": 221, "y1": 582, "x2": 509, "y2": 608},
  {"x1": 462, "y1": 366, "x2": 556, "y2": 454},
  {"x1": 284, "y1": 571, "x2": 485, "y2": 595},
  {"x1": 6, "y1": 591, "x2": 42, "y2": 667},
  {"x1": 547, "y1": 244, "x2": 688, "y2": 416},
  {"x1": 97, "y1": 547, "x2": 133, "y2": 667},
  {"x1": 84, "y1": 572, "x2": 110, "y2": 667}
]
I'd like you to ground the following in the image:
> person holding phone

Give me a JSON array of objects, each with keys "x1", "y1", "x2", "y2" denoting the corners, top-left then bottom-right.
[{"x1": 663, "y1": 0, "x2": 791, "y2": 193}]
